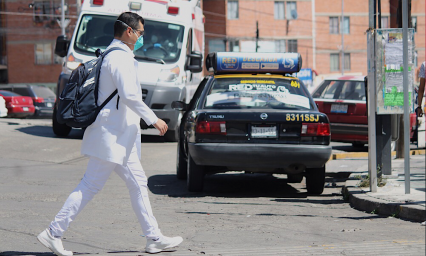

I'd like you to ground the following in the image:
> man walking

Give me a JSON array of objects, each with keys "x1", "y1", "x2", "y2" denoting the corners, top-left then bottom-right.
[{"x1": 37, "y1": 12, "x2": 183, "y2": 255}]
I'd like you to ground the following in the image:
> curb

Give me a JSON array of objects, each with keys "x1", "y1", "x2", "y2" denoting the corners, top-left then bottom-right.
[
  {"x1": 343, "y1": 180, "x2": 426, "y2": 223},
  {"x1": 331, "y1": 149, "x2": 425, "y2": 160}
]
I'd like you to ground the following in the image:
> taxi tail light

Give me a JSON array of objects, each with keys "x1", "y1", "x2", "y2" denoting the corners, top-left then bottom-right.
[
  {"x1": 168, "y1": 6, "x2": 179, "y2": 15},
  {"x1": 93, "y1": 0, "x2": 104, "y2": 5},
  {"x1": 301, "y1": 123, "x2": 330, "y2": 136},
  {"x1": 196, "y1": 121, "x2": 226, "y2": 134}
]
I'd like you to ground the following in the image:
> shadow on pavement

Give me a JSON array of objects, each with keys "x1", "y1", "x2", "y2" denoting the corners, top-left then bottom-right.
[
  {"x1": 16, "y1": 126, "x2": 84, "y2": 139},
  {"x1": 148, "y1": 173, "x2": 344, "y2": 200},
  {"x1": 0, "y1": 252, "x2": 53, "y2": 256}
]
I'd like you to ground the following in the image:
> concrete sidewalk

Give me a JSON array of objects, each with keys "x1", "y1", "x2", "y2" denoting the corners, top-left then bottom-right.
[{"x1": 342, "y1": 153, "x2": 425, "y2": 223}]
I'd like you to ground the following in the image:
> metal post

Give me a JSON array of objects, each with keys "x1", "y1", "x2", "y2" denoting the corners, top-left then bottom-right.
[
  {"x1": 368, "y1": 0, "x2": 377, "y2": 192},
  {"x1": 341, "y1": 0, "x2": 344, "y2": 75},
  {"x1": 61, "y1": 0, "x2": 65, "y2": 35},
  {"x1": 402, "y1": 0, "x2": 410, "y2": 194},
  {"x1": 255, "y1": 21, "x2": 259, "y2": 52},
  {"x1": 312, "y1": 0, "x2": 316, "y2": 70}
]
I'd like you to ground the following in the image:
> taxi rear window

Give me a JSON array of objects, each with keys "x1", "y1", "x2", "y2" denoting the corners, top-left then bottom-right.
[{"x1": 203, "y1": 77, "x2": 313, "y2": 110}]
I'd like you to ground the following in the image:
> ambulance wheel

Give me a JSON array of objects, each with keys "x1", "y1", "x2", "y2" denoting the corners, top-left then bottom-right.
[
  {"x1": 305, "y1": 166, "x2": 325, "y2": 195},
  {"x1": 52, "y1": 108, "x2": 71, "y2": 137},
  {"x1": 187, "y1": 152, "x2": 205, "y2": 192}
]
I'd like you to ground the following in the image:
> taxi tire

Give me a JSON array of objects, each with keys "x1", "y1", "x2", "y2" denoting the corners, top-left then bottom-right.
[
  {"x1": 187, "y1": 152, "x2": 205, "y2": 192},
  {"x1": 176, "y1": 140, "x2": 187, "y2": 180},
  {"x1": 287, "y1": 174, "x2": 304, "y2": 183},
  {"x1": 305, "y1": 166, "x2": 325, "y2": 195},
  {"x1": 52, "y1": 107, "x2": 72, "y2": 137}
]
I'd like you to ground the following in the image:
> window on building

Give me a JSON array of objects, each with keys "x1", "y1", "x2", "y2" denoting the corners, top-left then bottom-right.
[
  {"x1": 274, "y1": 2, "x2": 285, "y2": 20},
  {"x1": 275, "y1": 40, "x2": 286, "y2": 52},
  {"x1": 288, "y1": 40, "x2": 297, "y2": 52},
  {"x1": 286, "y1": 2, "x2": 297, "y2": 20},
  {"x1": 35, "y1": 43, "x2": 53, "y2": 65},
  {"x1": 412, "y1": 16, "x2": 417, "y2": 32},
  {"x1": 381, "y1": 16, "x2": 389, "y2": 28},
  {"x1": 344, "y1": 53, "x2": 350, "y2": 70},
  {"x1": 33, "y1": 1, "x2": 66, "y2": 23},
  {"x1": 330, "y1": 53, "x2": 339, "y2": 71},
  {"x1": 209, "y1": 39, "x2": 226, "y2": 53},
  {"x1": 229, "y1": 40, "x2": 240, "y2": 52},
  {"x1": 342, "y1": 17, "x2": 350, "y2": 34},
  {"x1": 329, "y1": 17, "x2": 339, "y2": 34},
  {"x1": 330, "y1": 17, "x2": 349, "y2": 34},
  {"x1": 227, "y1": 0, "x2": 239, "y2": 20}
]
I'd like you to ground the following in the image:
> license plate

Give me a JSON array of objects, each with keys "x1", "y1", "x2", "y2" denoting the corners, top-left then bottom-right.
[
  {"x1": 251, "y1": 126, "x2": 277, "y2": 138},
  {"x1": 23, "y1": 107, "x2": 29, "y2": 111},
  {"x1": 46, "y1": 102, "x2": 52, "y2": 107},
  {"x1": 331, "y1": 104, "x2": 348, "y2": 113}
]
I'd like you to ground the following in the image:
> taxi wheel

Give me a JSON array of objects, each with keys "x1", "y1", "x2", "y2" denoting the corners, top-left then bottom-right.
[
  {"x1": 287, "y1": 174, "x2": 304, "y2": 183},
  {"x1": 176, "y1": 140, "x2": 187, "y2": 180},
  {"x1": 305, "y1": 166, "x2": 325, "y2": 195},
  {"x1": 187, "y1": 152, "x2": 205, "y2": 192}
]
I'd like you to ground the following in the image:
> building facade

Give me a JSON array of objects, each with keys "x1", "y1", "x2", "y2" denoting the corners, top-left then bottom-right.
[
  {"x1": 0, "y1": 0, "x2": 77, "y2": 84},
  {"x1": 204, "y1": 0, "x2": 425, "y2": 82},
  {"x1": 0, "y1": 0, "x2": 424, "y2": 84}
]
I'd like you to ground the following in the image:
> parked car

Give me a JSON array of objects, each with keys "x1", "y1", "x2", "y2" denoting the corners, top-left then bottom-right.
[
  {"x1": 0, "y1": 84, "x2": 55, "y2": 117},
  {"x1": 0, "y1": 90, "x2": 35, "y2": 118},
  {"x1": 173, "y1": 52, "x2": 332, "y2": 194},
  {"x1": 0, "y1": 95, "x2": 7, "y2": 117},
  {"x1": 312, "y1": 76, "x2": 417, "y2": 147}
]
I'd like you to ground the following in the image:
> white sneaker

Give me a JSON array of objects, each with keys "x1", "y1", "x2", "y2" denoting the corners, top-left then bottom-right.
[
  {"x1": 37, "y1": 229, "x2": 73, "y2": 256},
  {"x1": 145, "y1": 235, "x2": 183, "y2": 254}
]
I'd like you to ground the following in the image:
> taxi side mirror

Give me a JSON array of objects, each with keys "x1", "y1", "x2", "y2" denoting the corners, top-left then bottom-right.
[
  {"x1": 172, "y1": 101, "x2": 188, "y2": 111},
  {"x1": 185, "y1": 51, "x2": 203, "y2": 73}
]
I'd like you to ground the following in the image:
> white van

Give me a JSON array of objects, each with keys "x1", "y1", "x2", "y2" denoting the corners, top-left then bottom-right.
[{"x1": 53, "y1": 0, "x2": 204, "y2": 141}]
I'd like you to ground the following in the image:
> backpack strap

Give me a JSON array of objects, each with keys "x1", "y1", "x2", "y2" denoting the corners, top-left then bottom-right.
[{"x1": 95, "y1": 47, "x2": 127, "y2": 110}]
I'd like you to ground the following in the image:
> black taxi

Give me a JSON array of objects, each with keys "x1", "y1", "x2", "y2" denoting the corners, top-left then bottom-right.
[{"x1": 172, "y1": 52, "x2": 332, "y2": 194}]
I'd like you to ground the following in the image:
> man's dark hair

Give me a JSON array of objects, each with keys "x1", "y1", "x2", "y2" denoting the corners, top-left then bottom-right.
[{"x1": 114, "y1": 12, "x2": 144, "y2": 37}]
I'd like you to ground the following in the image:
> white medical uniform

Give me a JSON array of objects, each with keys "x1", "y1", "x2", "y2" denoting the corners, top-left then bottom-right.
[{"x1": 49, "y1": 39, "x2": 162, "y2": 239}]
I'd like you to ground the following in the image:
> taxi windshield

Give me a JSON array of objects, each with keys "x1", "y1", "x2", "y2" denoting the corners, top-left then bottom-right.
[
  {"x1": 204, "y1": 77, "x2": 313, "y2": 110},
  {"x1": 74, "y1": 14, "x2": 184, "y2": 63}
]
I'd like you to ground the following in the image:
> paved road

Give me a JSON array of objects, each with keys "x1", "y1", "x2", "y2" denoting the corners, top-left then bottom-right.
[{"x1": 0, "y1": 118, "x2": 424, "y2": 256}]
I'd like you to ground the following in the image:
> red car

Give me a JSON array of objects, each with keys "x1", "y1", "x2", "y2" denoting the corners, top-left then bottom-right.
[
  {"x1": 0, "y1": 90, "x2": 35, "y2": 118},
  {"x1": 312, "y1": 76, "x2": 416, "y2": 147}
]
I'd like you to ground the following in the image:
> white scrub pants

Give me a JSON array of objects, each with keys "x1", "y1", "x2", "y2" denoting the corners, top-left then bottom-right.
[{"x1": 49, "y1": 146, "x2": 161, "y2": 239}]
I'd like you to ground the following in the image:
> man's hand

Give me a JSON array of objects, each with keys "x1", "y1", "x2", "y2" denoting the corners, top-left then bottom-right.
[
  {"x1": 416, "y1": 107, "x2": 424, "y2": 117},
  {"x1": 153, "y1": 119, "x2": 168, "y2": 136}
]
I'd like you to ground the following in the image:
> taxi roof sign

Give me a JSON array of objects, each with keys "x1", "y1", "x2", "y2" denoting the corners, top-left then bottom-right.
[{"x1": 206, "y1": 52, "x2": 302, "y2": 75}]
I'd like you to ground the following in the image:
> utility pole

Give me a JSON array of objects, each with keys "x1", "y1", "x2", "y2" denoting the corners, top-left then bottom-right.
[
  {"x1": 57, "y1": 0, "x2": 70, "y2": 36},
  {"x1": 340, "y1": 0, "x2": 344, "y2": 75},
  {"x1": 255, "y1": 21, "x2": 259, "y2": 52}
]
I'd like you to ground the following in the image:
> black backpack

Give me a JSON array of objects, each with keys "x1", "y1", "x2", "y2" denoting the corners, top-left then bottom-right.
[{"x1": 56, "y1": 47, "x2": 125, "y2": 128}]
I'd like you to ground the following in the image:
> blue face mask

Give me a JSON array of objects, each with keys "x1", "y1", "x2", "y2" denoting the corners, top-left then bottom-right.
[{"x1": 133, "y1": 32, "x2": 144, "y2": 52}]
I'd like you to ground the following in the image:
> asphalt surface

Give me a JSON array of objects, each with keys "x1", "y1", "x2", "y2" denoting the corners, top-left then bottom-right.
[{"x1": 0, "y1": 118, "x2": 424, "y2": 256}]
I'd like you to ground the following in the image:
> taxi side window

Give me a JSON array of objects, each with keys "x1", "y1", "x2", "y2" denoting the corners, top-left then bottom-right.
[{"x1": 189, "y1": 77, "x2": 209, "y2": 110}]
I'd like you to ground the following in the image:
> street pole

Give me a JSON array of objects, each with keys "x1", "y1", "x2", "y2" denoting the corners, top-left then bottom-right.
[
  {"x1": 61, "y1": 0, "x2": 65, "y2": 35},
  {"x1": 368, "y1": 0, "x2": 377, "y2": 192},
  {"x1": 341, "y1": 0, "x2": 344, "y2": 75},
  {"x1": 402, "y1": 0, "x2": 410, "y2": 194},
  {"x1": 312, "y1": 0, "x2": 316, "y2": 70},
  {"x1": 255, "y1": 21, "x2": 259, "y2": 52}
]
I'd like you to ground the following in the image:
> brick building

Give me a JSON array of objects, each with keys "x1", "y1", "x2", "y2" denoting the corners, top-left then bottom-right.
[
  {"x1": 0, "y1": 0, "x2": 424, "y2": 84},
  {"x1": 204, "y1": 0, "x2": 425, "y2": 82},
  {"x1": 0, "y1": 0, "x2": 77, "y2": 84}
]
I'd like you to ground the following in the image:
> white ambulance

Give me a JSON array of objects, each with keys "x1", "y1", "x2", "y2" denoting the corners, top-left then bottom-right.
[{"x1": 53, "y1": 0, "x2": 204, "y2": 141}]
